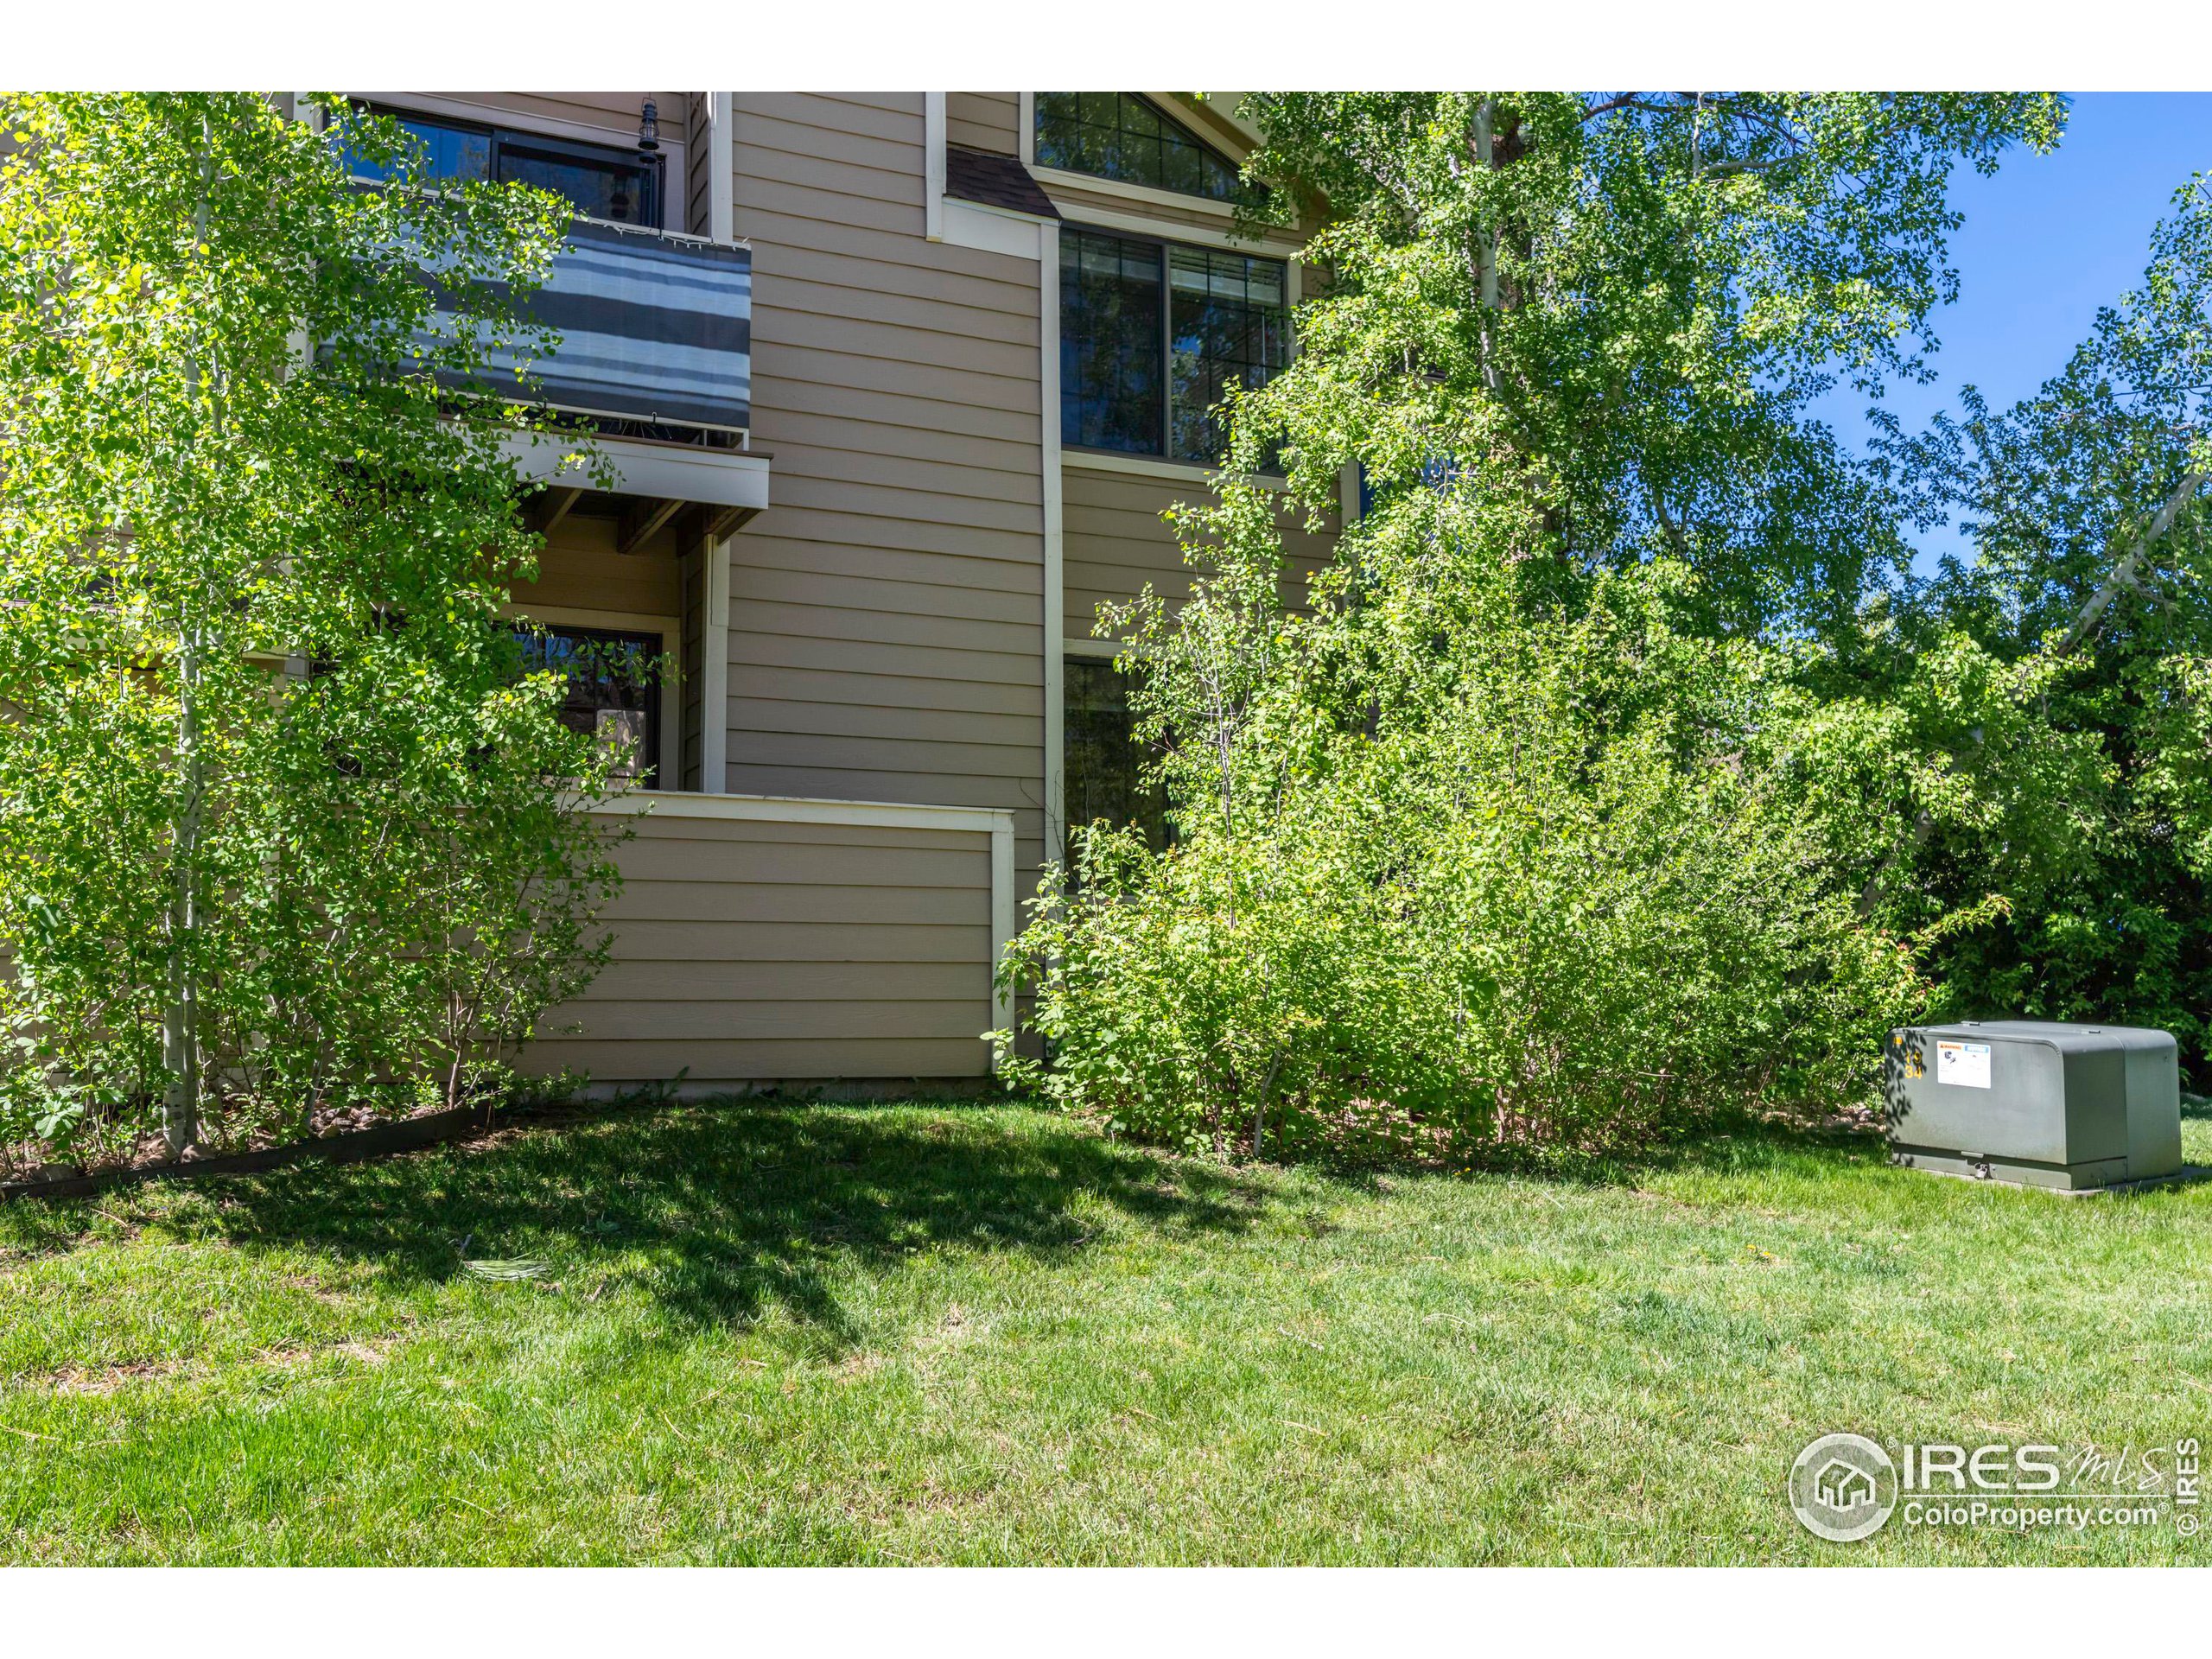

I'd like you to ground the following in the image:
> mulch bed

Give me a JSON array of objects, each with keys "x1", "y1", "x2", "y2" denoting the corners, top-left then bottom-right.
[{"x1": 0, "y1": 1098, "x2": 499, "y2": 1205}]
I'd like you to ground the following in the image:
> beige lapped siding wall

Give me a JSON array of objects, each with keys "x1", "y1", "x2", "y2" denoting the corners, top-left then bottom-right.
[
  {"x1": 458, "y1": 90, "x2": 1039, "y2": 1088},
  {"x1": 452, "y1": 91, "x2": 1335, "y2": 1088},
  {"x1": 950, "y1": 94, "x2": 1343, "y2": 648}
]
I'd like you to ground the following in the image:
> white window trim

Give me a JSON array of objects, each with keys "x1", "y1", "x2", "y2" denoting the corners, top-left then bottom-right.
[
  {"x1": 1056, "y1": 200, "x2": 1303, "y2": 257},
  {"x1": 1032, "y1": 163, "x2": 1241, "y2": 225},
  {"x1": 1063, "y1": 449, "x2": 1293, "y2": 493},
  {"x1": 924, "y1": 92, "x2": 947, "y2": 242},
  {"x1": 503, "y1": 601, "x2": 683, "y2": 791},
  {"x1": 703, "y1": 92, "x2": 734, "y2": 244},
  {"x1": 1041, "y1": 219, "x2": 1065, "y2": 869},
  {"x1": 925, "y1": 92, "x2": 1050, "y2": 263},
  {"x1": 346, "y1": 92, "x2": 689, "y2": 236},
  {"x1": 697, "y1": 530, "x2": 731, "y2": 793}
]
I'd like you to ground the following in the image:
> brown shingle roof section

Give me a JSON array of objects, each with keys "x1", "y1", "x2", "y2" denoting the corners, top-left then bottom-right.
[{"x1": 944, "y1": 145, "x2": 1061, "y2": 221}]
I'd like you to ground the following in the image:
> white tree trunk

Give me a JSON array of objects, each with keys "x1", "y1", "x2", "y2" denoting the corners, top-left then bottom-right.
[{"x1": 162, "y1": 130, "x2": 214, "y2": 1159}]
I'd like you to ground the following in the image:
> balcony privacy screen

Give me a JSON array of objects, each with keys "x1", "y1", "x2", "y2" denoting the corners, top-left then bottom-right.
[{"x1": 435, "y1": 219, "x2": 752, "y2": 434}]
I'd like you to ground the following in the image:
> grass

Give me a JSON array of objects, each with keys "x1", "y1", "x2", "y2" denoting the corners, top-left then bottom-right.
[{"x1": 3, "y1": 1096, "x2": 2210, "y2": 1564}]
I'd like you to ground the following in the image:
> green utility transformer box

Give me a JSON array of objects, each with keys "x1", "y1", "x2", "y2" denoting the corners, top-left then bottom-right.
[{"x1": 1884, "y1": 1021, "x2": 2185, "y2": 1192}]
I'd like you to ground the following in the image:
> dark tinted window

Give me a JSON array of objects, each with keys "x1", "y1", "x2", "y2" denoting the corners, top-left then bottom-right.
[
  {"x1": 339, "y1": 113, "x2": 492, "y2": 185},
  {"x1": 518, "y1": 624, "x2": 663, "y2": 787},
  {"x1": 1168, "y1": 245, "x2": 1290, "y2": 462},
  {"x1": 1065, "y1": 656, "x2": 1170, "y2": 859},
  {"x1": 1061, "y1": 229, "x2": 1163, "y2": 455},
  {"x1": 1035, "y1": 92, "x2": 1244, "y2": 203},
  {"x1": 1060, "y1": 229, "x2": 1288, "y2": 465},
  {"x1": 496, "y1": 133, "x2": 657, "y2": 225},
  {"x1": 340, "y1": 108, "x2": 660, "y2": 226}
]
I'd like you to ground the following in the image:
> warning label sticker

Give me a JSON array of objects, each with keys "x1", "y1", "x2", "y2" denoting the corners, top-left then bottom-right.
[{"x1": 1937, "y1": 1039, "x2": 1992, "y2": 1089}]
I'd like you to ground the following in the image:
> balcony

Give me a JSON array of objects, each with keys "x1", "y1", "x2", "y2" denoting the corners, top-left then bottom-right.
[{"x1": 445, "y1": 217, "x2": 753, "y2": 438}]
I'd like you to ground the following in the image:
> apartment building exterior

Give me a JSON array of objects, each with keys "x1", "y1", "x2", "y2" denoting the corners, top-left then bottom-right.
[{"x1": 344, "y1": 90, "x2": 1339, "y2": 1090}]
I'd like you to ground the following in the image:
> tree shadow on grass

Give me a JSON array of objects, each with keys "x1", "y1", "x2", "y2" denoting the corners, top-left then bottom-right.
[
  {"x1": 114, "y1": 1099, "x2": 1270, "y2": 1348},
  {"x1": 1478, "y1": 1111, "x2": 1893, "y2": 1191}
]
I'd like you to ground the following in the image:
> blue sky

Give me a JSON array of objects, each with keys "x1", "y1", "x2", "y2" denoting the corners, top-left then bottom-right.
[{"x1": 1811, "y1": 92, "x2": 2212, "y2": 563}]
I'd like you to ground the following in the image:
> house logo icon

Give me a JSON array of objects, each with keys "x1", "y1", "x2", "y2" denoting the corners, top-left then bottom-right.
[{"x1": 1790, "y1": 1433, "x2": 1897, "y2": 1541}]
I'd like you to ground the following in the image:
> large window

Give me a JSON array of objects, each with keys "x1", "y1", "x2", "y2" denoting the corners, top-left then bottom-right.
[
  {"x1": 1064, "y1": 656, "x2": 1170, "y2": 858},
  {"x1": 1061, "y1": 231, "x2": 1163, "y2": 454},
  {"x1": 1035, "y1": 92, "x2": 1245, "y2": 204},
  {"x1": 341, "y1": 108, "x2": 663, "y2": 227},
  {"x1": 1060, "y1": 227, "x2": 1289, "y2": 465}
]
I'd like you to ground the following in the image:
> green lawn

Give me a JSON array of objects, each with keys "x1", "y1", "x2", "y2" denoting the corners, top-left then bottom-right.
[{"x1": 3, "y1": 1096, "x2": 2209, "y2": 1564}]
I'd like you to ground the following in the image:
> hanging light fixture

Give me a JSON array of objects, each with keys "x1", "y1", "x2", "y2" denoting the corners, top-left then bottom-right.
[{"x1": 638, "y1": 99, "x2": 661, "y2": 153}]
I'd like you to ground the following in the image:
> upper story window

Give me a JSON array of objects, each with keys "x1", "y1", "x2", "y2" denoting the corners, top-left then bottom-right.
[
  {"x1": 1061, "y1": 226, "x2": 1289, "y2": 466},
  {"x1": 340, "y1": 107, "x2": 664, "y2": 227},
  {"x1": 1035, "y1": 92, "x2": 1244, "y2": 203}
]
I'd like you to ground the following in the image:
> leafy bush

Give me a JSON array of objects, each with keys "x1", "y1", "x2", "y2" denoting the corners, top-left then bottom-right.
[
  {"x1": 1000, "y1": 550, "x2": 1918, "y2": 1161},
  {"x1": 0, "y1": 93, "x2": 623, "y2": 1172}
]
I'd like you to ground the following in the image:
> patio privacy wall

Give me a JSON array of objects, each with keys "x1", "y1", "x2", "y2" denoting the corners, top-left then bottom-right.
[{"x1": 518, "y1": 804, "x2": 998, "y2": 1087}]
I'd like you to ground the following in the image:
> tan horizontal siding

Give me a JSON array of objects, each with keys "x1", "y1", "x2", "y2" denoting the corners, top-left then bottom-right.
[
  {"x1": 737, "y1": 137, "x2": 925, "y2": 211},
  {"x1": 1061, "y1": 463, "x2": 1335, "y2": 642},
  {"x1": 617, "y1": 834, "x2": 988, "y2": 888},
  {"x1": 752, "y1": 334, "x2": 1036, "y2": 418},
  {"x1": 726, "y1": 629, "x2": 1036, "y2": 688},
  {"x1": 749, "y1": 368, "x2": 1039, "y2": 447},
  {"x1": 588, "y1": 960, "x2": 989, "y2": 1001},
  {"x1": 740, "y1": 404, "x2": 1039, "y2": 478},
  {"x1": 727, "y1": 96, "x2": 1044, "y2": 786},
  {"x1": 948, "y1": 92, "x2": 1020, "y2": 156},
  {"x1": 716, "y1": 95, "x2": 1047, "y2": 1066},
  {"x1": 725, "y1": 663, "x2": 1039, "y2": 719},
  {"x1": 726, "y1": 696, "x2": 1043, "y2": 748},
  {"x1": 735, "y1": 535, "x2": 1039, "y2": 597},
  {"x1": 559, "y1": 998, "x2": 986, "y2": 1041},
  {"x1": 730, "y1": 563, "x2": 1040, "y2": 627},
  {"x1": 753, "y1": 269, "x2": 1039, "y2": 347},
  {"x1": 522, "y1": 810, "x2": 1000, "y2": 1083},
  {"x1": 608, "y1": 878, "x2": 981, "y2": 926},
  {"x1": 732, "y1": 201, "x2": 1028, "y2": 286},
  {"x1": 518, "y1": 516, "x2": 682, "y2": 617},
  {"x1": 606, "y1": 919, "x2": 989, "y2": 961}
]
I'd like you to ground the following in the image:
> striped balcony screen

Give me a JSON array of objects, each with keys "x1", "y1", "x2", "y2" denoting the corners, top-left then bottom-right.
[{"x1": 437, "y1": 218, "x2": 752, "y2": 435}]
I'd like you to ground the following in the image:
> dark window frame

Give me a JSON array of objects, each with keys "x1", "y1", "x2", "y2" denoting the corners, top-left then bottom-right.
[
  {"x1": 342, "y1": 103, "x2": 665, "y2": 230},
  {"x1": 1060, "y1": 222, "x2": 1291, "y2": 468},
  {"x1": 517, "y1": 621, "x2": 667, "y2": 791},
  {"x1": 1063, "y1": 653, "x2": 1172, "y2": 862}
]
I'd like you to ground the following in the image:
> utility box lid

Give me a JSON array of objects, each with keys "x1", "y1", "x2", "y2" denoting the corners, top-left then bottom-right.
[{"x1": 1884, "y1": 1020, "x2": 2183, "y2": 1192}]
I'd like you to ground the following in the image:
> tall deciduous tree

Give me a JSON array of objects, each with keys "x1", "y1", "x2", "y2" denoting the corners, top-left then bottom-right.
[
  {"x1": 1001, "y1": 93, "x2": 2073, "y2": 1156},
  {"x1": 1861, "y1": 177, "x2": 2212, "y2": 1048},
  {"x1": 0, "y1": 92, "x2": 622, "y2": 1168}
]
